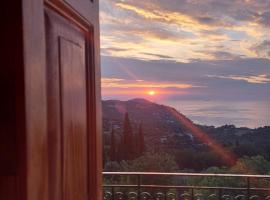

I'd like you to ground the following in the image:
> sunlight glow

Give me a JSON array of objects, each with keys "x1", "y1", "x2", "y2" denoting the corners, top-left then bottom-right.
[{"x1": 148, "y1": 90, "x2": 156, "y2": 96}]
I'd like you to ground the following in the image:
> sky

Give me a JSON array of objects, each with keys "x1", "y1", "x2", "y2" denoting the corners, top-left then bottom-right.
[{"x1": 100, "y1": 0, "x2": 270, "y2": 127}]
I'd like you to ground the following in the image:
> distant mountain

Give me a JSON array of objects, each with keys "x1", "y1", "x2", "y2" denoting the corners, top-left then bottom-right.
[{"x1": 102, "y1": 98, "x2": 197, "y2": 148}]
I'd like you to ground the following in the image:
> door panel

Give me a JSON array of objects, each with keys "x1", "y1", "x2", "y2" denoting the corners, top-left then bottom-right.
[
  {"x1": 60, "y1": 37, "x2": 88, "y2": 200},
  {"x1": 46, "y1": 8, "x2": 90, "y2": 200}
]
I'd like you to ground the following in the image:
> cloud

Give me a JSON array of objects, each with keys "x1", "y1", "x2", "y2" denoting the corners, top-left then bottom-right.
[
  {"x1": 204, "y1": 51, "x2": 244, "y2": 60},
  {"x1": 112, "y1": 0, "x2": 270, "y2": 29},
  {"x1": 101, "y1": 78, "x2": 199, "y2": 89},
  {"x1": 100, "y1": 0, "x2": 270, "y2": 62},
  {"x1": 257, "y1": 11, "x2": 270, "y2": 27},
  {"x1": 251, "y1": 40, "x2": 270, "y2": 58},
  {"x1": 140, "y1": 52, "x2": 175, "y2": 60},
  {"x1": 111, "y1": 25, "x2": 190, "y2": 43},
  {"x1": 206, "y1": 74, "x2": 270, "y2": 84},
  {"x1": 115, "y1": 2, "x2": 228, "y2": 31},
  {"x1": 101, "y1": 47, "x2": 130, "y2": 55}
]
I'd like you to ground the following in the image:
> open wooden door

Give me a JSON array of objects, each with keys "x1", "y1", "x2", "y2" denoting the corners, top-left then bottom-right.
[
  {"x1": 1, "y1": 0, "x2": 101, "y2": 200},
  {"x1": 45, "y1": 0, "x2": 102, "y2": 200}
]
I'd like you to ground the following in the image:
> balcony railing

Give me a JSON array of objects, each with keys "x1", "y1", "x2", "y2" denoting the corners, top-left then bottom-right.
[{"x1": 103, "y1": 172, "x2": 270, "y2": 200}]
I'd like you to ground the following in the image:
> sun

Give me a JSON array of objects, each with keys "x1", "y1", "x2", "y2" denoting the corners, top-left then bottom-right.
[{"x1": 148, "y1": 90, "x2": 156, "y2": 96}]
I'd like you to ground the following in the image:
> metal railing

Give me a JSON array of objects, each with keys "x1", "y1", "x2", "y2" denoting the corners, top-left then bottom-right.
[{"x1": 103, "y1": 172, "x2": 270, "y2": 200}]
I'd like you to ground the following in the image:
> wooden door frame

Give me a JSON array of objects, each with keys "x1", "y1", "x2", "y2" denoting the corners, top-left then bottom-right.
[
  {"x1": 21, "y1": 1, "x2": 48, "y2": 200},
  {"x1": 20, "y1": 0, "x2": 102, "y2": 200}
]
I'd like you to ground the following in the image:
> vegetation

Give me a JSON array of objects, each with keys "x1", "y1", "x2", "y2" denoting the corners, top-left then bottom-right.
[
  {"x1": 120, "y1": 113, "x2": 135, "y2": 160},
  {"x1": 105, "y1": 151, "x2": 178, "y2": 172},
  {"x1": 109, "y1": 127, "x2": 116, "y2": 162},
  {"x1": 104, "y1": 113, "x2": 270, "y2": 174},
  {"x1": 107, "y1": 113, "x2": 146, "y2": 163}
]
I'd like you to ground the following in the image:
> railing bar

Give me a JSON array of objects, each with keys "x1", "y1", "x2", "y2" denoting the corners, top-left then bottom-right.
[
  {"x1": 103, "y1": 185, "x2": 270, "y2": 191},
  {"x1": 249, "y1": 188, "x2": 270, "y2": 191},
  {"x1": 103, "y1": 172, "x2": 270, "y2": 178},
  {"x1": 142, "y1": 186, "x2": 248, "y2": 190},
  {"x1": 139, "y1": 185, "x2": 244, "y2": 189},
  {"x1": 104, "y1": 184, "x2": 138, "y2": 187}
]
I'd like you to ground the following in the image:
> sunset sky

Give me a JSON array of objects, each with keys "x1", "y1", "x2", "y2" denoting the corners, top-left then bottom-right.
[{"x1": 100, "y1": 0, "x2": 270, "y2": 127}]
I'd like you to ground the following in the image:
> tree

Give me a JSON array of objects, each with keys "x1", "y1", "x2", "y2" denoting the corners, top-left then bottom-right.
[
  {"x1": 110, "y1": 126, "x2": 116, "y2": 161},
  {"x1": 125, "y1": 151, "x2": 179, "y2": 172},
  {"x1": 138, "y1": 122, "x2": 145, "y2": 156},
  {"x1": 231, "y1": 155, "x2": 270, "y2": 175},
  {"x1": 120, "y1": 112, "x2": 134, "y2": 160}
]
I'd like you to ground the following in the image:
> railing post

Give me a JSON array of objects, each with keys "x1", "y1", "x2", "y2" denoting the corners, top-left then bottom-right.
[
  {"x1": 247, "y1": 177, "x2": 250, "y2": 200},
  {"x1": 138, "y1": 174, "x2": 141, "y2": 200},
  {"x1": 191, "y1": 188, "x2": 194, "y2": 200},
  {"x1": 218, "y1": 188, "x2": 222, "y2": 200},
  {"x1": 112, "y1": 187, "x2": 115, "y2": 200}
]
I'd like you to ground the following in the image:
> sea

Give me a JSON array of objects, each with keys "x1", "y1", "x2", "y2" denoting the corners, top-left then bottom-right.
[{"x1": 162, "y1": 100, "x2": 270, "y2": 128}]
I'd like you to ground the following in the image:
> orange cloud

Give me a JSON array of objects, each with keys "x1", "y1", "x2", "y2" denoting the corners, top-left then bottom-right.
[
  {"x1": 101, "y1": 78, "x2": 201, "y2": 89},
  {"x1": 115, "y1": 3, "x2": 214, "y2": 31},
  {"x1": 100, "y1": 0, "x2": 270, "y2": 62}
]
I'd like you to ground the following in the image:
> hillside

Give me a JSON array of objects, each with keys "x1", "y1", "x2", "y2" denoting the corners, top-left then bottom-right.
[
  {"x1": 103, "y1": 98, "x2": 270, "y2": 152},
  {"x1": 102, "y1": 98, "x2": 194, "y2": 148},
  {"x1": 103, "y1": 98, "x2": 270, "y2": 170}
]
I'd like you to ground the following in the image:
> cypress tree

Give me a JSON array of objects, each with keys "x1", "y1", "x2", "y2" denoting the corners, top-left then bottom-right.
[
  {"x1": 122, "y1": 112, "x2": 134, "y2": 160},
  {"x1": 118, "y1": 132, "x2": 124, "y2": 161},
  {"x1": 138, "y1": 122, "x2": 145, "y2": 156},
  {"x1": 110, "y1": 126, "x2": 116, "y2": 161},
  {"x1": 134, "y1": 126, "x2": 139, "y2": 157}
]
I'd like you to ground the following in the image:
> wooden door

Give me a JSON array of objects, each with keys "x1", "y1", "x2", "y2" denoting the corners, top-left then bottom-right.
[
  {"x1": 45, "y1": 1, "x2": 102, "y2": 200},
  {"x1": 1, "y1": 0, "x2": 101, "y2": 200}
]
